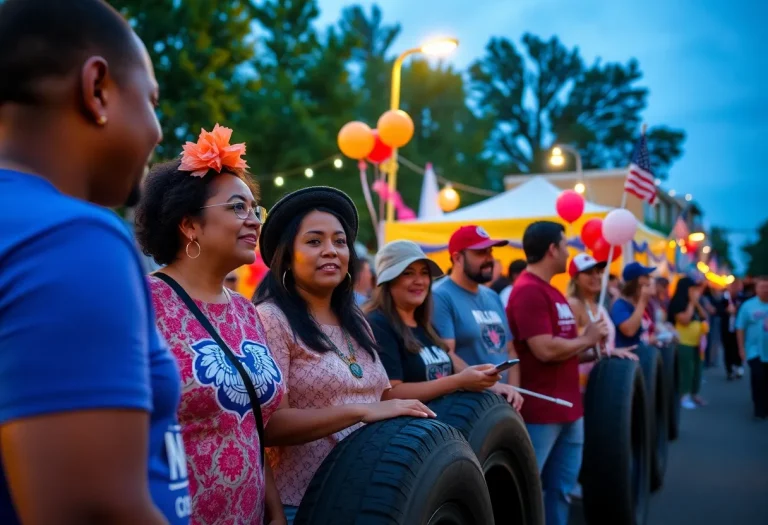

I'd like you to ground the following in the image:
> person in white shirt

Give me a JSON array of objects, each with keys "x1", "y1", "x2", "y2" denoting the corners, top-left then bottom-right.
[{"x1": 498, "y1": 259, "x2": 528, "y2": 309}]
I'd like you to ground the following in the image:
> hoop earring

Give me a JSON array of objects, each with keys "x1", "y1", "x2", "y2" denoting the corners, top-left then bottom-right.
[
  {"x1": 346, "y1": 272, "x2": 352, "y2": 284},
  {"x1": 186, "y1": 240, "x2": 201, "y2": 259},
  {"x1": 282, "y1": 270, "x2": 289, "y2": 289}
]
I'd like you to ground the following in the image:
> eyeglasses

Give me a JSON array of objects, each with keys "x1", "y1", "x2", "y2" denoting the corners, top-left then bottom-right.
[{"x1": 200, "y1": 202, "x2": 266, "y2": 222}]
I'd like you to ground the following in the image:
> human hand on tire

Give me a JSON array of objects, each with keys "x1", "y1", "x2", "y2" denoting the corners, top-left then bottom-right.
[
  {"x1": 361, "y1": 399, "x2": 436, "y2": 423},
  {"x1": 489, "y1": 383, "x2": 524, "y2": 411},
  {"x1": 457, "y1": 364, "x2": 501, "y2": 391},
  {"x1": 610, "y1": 346, "x2": 639, "y2": 361}
]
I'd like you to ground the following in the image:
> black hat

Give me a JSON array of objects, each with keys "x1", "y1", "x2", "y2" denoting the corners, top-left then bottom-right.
[{"x1": 259, "y1": 186, "x2": 359, "y2": 268}]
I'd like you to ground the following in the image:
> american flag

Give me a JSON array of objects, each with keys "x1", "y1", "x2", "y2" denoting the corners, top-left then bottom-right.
[
  {"x1": 672, "y1": 207, "x2": 690, "y2": 240},
  {"x1": 624, "y1": 134, "x2": 657, "y2": 204}
]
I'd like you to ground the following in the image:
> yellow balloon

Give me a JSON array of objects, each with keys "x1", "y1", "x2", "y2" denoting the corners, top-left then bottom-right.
[
  {"x1": 438, "y1": 187, "x2": 460, "y2": 212},
  {"x1": 338, "y1": 121, "x2": 375, "y2": 160},
  {"x1": 377, "y1": 110, "x2": 414, "y2": 148}
]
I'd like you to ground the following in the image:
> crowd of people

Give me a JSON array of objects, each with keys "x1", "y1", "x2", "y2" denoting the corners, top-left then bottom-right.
[{"x1": 1, "y1": 2, "x2": 767, "y2": 525}]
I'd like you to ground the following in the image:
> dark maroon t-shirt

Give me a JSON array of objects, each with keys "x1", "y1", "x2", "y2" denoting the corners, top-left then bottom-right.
[{"x1": 506, "y1": 271, "x2": 583, "y2": 424}]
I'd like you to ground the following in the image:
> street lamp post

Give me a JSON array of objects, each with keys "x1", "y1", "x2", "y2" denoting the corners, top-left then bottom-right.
[
  {"x1": 550, "y1": 144, "x2": 593, "y2": 201},
  {"x1": 385, "y1": 37, "x2": 459, "y2": 223}
]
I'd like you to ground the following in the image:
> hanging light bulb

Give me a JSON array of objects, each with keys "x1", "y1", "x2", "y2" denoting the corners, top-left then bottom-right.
[
  {"x1": 304, "y1": 168, "x2": 314, "y2": 178},
  {"x1": 438, "y1": 185, "x2": 460, "y2": 212},
  {"x1": 333, "y1": 158, "x2": 343, "y2": 169},
  {"x1": 275, "y1": 176, "x2": 285, "y2": 187}
]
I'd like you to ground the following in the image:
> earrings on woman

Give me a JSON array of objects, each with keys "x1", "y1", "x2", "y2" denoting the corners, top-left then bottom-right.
[{"x1": 186, "y1": 239, "x2": 201, "y2": 259}]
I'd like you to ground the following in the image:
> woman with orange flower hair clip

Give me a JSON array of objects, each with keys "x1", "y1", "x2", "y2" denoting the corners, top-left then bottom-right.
[{"x1": 135, "y1": 125, "x2": 287, "y2": 525}]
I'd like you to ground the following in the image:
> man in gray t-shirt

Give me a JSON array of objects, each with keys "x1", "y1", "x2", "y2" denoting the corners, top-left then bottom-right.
[{"x1": 433, "y1": 225, "x2": 523, "y2": 410}]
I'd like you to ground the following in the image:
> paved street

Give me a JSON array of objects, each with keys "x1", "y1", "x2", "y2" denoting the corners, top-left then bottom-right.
[{"x1": 571, "y1": 367, "x2": 768, "y2": 524}]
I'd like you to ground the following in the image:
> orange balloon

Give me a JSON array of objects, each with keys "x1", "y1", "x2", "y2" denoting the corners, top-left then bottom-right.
[
  {"x1": 438, "y1": 187, "x2": 460, "y2": 212},
  {"x1": 337, "y1": 121, "x2": 375, "y2": 160},
  {"x1": 377, "y1": 110, "x2": 414, "y2": 148}
]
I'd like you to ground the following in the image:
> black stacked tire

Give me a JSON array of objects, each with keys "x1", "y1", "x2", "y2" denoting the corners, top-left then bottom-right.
[
  {"x1": 428, "y1": 391, "x2": 544, "y2": 525},
  {"x1": 582, "y1": 357, "x2": 650, "y2": 525},
  {"x1": 294, "y1": 417, "x2": 493, "y2": 525},
  {"x1": 636, "y1": 344, "x2": 669, "y2": 492},
  {"x1": 659, "y1": 344, "x2": 681, "y2": 441}
]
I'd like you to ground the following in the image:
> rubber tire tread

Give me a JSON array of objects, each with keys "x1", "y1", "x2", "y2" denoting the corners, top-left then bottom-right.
[
  {"x1": 294, "y1": 416, "x2": 493, "y2": 525},
  {"x1": 428, "y1": 391, "x2": 544, "y2": 525},
  {"x1": 660, "y1": 344, "x2": 681, "y2": 441},
  {"x1": 582, "y1": 358, "x2": 651, "y2": 525}
]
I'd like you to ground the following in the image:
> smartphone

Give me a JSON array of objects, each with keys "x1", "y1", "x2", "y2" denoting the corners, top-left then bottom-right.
[{"x1": 487, "y1": 359, "x2": 520, "y2": 375}]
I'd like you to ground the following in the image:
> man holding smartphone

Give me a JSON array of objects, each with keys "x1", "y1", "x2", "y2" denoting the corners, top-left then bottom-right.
[
  {"x1": 433, "y1": 225, "x2": 524, "y2": 410},
  {"x1": 507, "y1": 221, "x2": 608, "y2": 525}
]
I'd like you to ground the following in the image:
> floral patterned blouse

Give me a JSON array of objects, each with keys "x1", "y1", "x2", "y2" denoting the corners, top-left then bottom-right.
[
  {"x1": 255, "y1": 301, "x2": 390, "y2": 507},
  {"x1": 149, "y1": 277, "x2": 285, "y2": 525}
]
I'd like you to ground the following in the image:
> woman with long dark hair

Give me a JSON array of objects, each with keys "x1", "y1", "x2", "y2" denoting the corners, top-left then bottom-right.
[
  {"x1": 668, "y1": 276, "x2": 710, "y2": 409},
  {"x1": 135, "y1": 125, "x2": 286, "y2": 525},
  {"x1": 253, "y1": 187, "x2": 434, "y2": 523},
  {"x1": 363, "y1": 240, "x2": 509, "y2": 402}
]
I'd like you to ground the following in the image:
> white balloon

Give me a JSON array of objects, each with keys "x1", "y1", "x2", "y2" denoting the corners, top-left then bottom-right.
[{"x1": 602, "y1": 208, "x2": 638, "y2": 246}]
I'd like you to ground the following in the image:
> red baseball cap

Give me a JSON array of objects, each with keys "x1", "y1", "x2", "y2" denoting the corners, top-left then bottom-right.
[
  {"x1": 448, "y1": 225, "x2": 508, "y2": 254},
  {"x1": 568, "y1": 253, "x2": 607, "y2": 278}
]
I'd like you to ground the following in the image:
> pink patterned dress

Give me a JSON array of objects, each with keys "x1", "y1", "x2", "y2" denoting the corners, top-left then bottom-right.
[
  {"x1": 149, "y1": 277, "x2": 285, "y2": 525},
  {"x1": 255, "y1": 301, "x2": 390, "y2": 507}
]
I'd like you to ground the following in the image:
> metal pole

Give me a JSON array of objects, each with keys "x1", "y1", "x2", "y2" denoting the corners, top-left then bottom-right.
[{"x1": 385, "y1": 49, "x2": 418, "y2": 223}]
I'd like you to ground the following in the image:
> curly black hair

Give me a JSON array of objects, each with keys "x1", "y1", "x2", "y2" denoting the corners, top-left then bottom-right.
[{"x1": 134, "y1": 159, "x2": 259, "y2": 266}]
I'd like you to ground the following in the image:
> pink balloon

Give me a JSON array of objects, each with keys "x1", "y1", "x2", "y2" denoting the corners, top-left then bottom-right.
[
  {"x1": 602, "y1": 208, "x2": 638, "y2": 246},
  {"x1": 556, "y1": 190, "x2": 585, "y2": 224}
]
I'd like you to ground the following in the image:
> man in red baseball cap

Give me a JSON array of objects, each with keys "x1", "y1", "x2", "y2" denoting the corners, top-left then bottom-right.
[{"x1": 432, "y1": 225, "x2": 524, "y2": 410}]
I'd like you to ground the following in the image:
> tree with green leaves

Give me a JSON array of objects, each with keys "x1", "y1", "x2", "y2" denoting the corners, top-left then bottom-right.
[
  {"x1": 111, "y1": 0, "x2": 258, "y2": 159},
  {"x1": 469, "y1": 34, "x2": 685, "y2": 176},
  {"x1": 709, "y1": 226, "x2": 735, "y2": 271},
  {"x1": 743, "y1": 221, "x2": 768, "y2": 276}
]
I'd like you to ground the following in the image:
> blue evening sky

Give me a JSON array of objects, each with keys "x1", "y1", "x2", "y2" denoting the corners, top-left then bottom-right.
[{"x1": 316, "y1": 0, "x2": 766, "y2": 271}]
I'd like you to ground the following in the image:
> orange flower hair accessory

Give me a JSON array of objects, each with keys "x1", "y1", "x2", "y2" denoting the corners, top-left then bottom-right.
[{"x1": 179, "y1": 124, "x2": 249, "y2": 177}]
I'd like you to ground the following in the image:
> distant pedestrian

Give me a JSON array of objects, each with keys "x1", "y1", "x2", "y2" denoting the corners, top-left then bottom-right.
[{"x1": 735, "y1": 276, "x2": 768, "y2": 420}]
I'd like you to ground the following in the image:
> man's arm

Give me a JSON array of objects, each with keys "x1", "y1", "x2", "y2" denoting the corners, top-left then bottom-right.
[
  {"x1": 442, "y1": 339, "x2": 472, "y2": 372},
  {"x1": 527, "y1": 330, "x2": 601, "y2": 363}
]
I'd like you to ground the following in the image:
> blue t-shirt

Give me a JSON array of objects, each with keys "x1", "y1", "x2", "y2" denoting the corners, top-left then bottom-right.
[
  {"x1": 735, "y1": 297, "x2": 768, "y2": 363},
  {"x1": 610, "y1": 297, "x2": 643, "y2": 348},
  {"x1": 432, "y1": 279, "x2": 512, "y2": 380},
  {"x1": 0, "y1": 170, "x2": 189, "y2": 524}
]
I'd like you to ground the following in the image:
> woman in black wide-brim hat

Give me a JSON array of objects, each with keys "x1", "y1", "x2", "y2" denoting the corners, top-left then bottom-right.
[{"x1": 253, "y1": 186, "x2": 434, "y2": 523}]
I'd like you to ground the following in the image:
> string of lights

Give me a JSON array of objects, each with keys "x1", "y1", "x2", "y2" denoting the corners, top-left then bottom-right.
[{"x1": 252, "y1": 152, "x2": 500, "y2": 196}]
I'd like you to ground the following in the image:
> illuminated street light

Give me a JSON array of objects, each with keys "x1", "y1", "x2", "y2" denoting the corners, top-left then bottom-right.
[
  {"x1": 386, "y1": 36, "x2": 459, "y2": 222},
  {"x1": 420, "y1": 37, "x2": 459, "y2": 56}
]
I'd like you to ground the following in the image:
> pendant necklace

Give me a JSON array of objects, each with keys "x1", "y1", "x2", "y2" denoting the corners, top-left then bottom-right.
[{"x1": 330, "y1": 328, "x2": 364, "y2": 379}]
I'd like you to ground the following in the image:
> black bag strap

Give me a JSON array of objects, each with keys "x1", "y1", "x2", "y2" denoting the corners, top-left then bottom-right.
[{"x1": 153, "y1": 272, "x2": 265, "y2": 465}]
